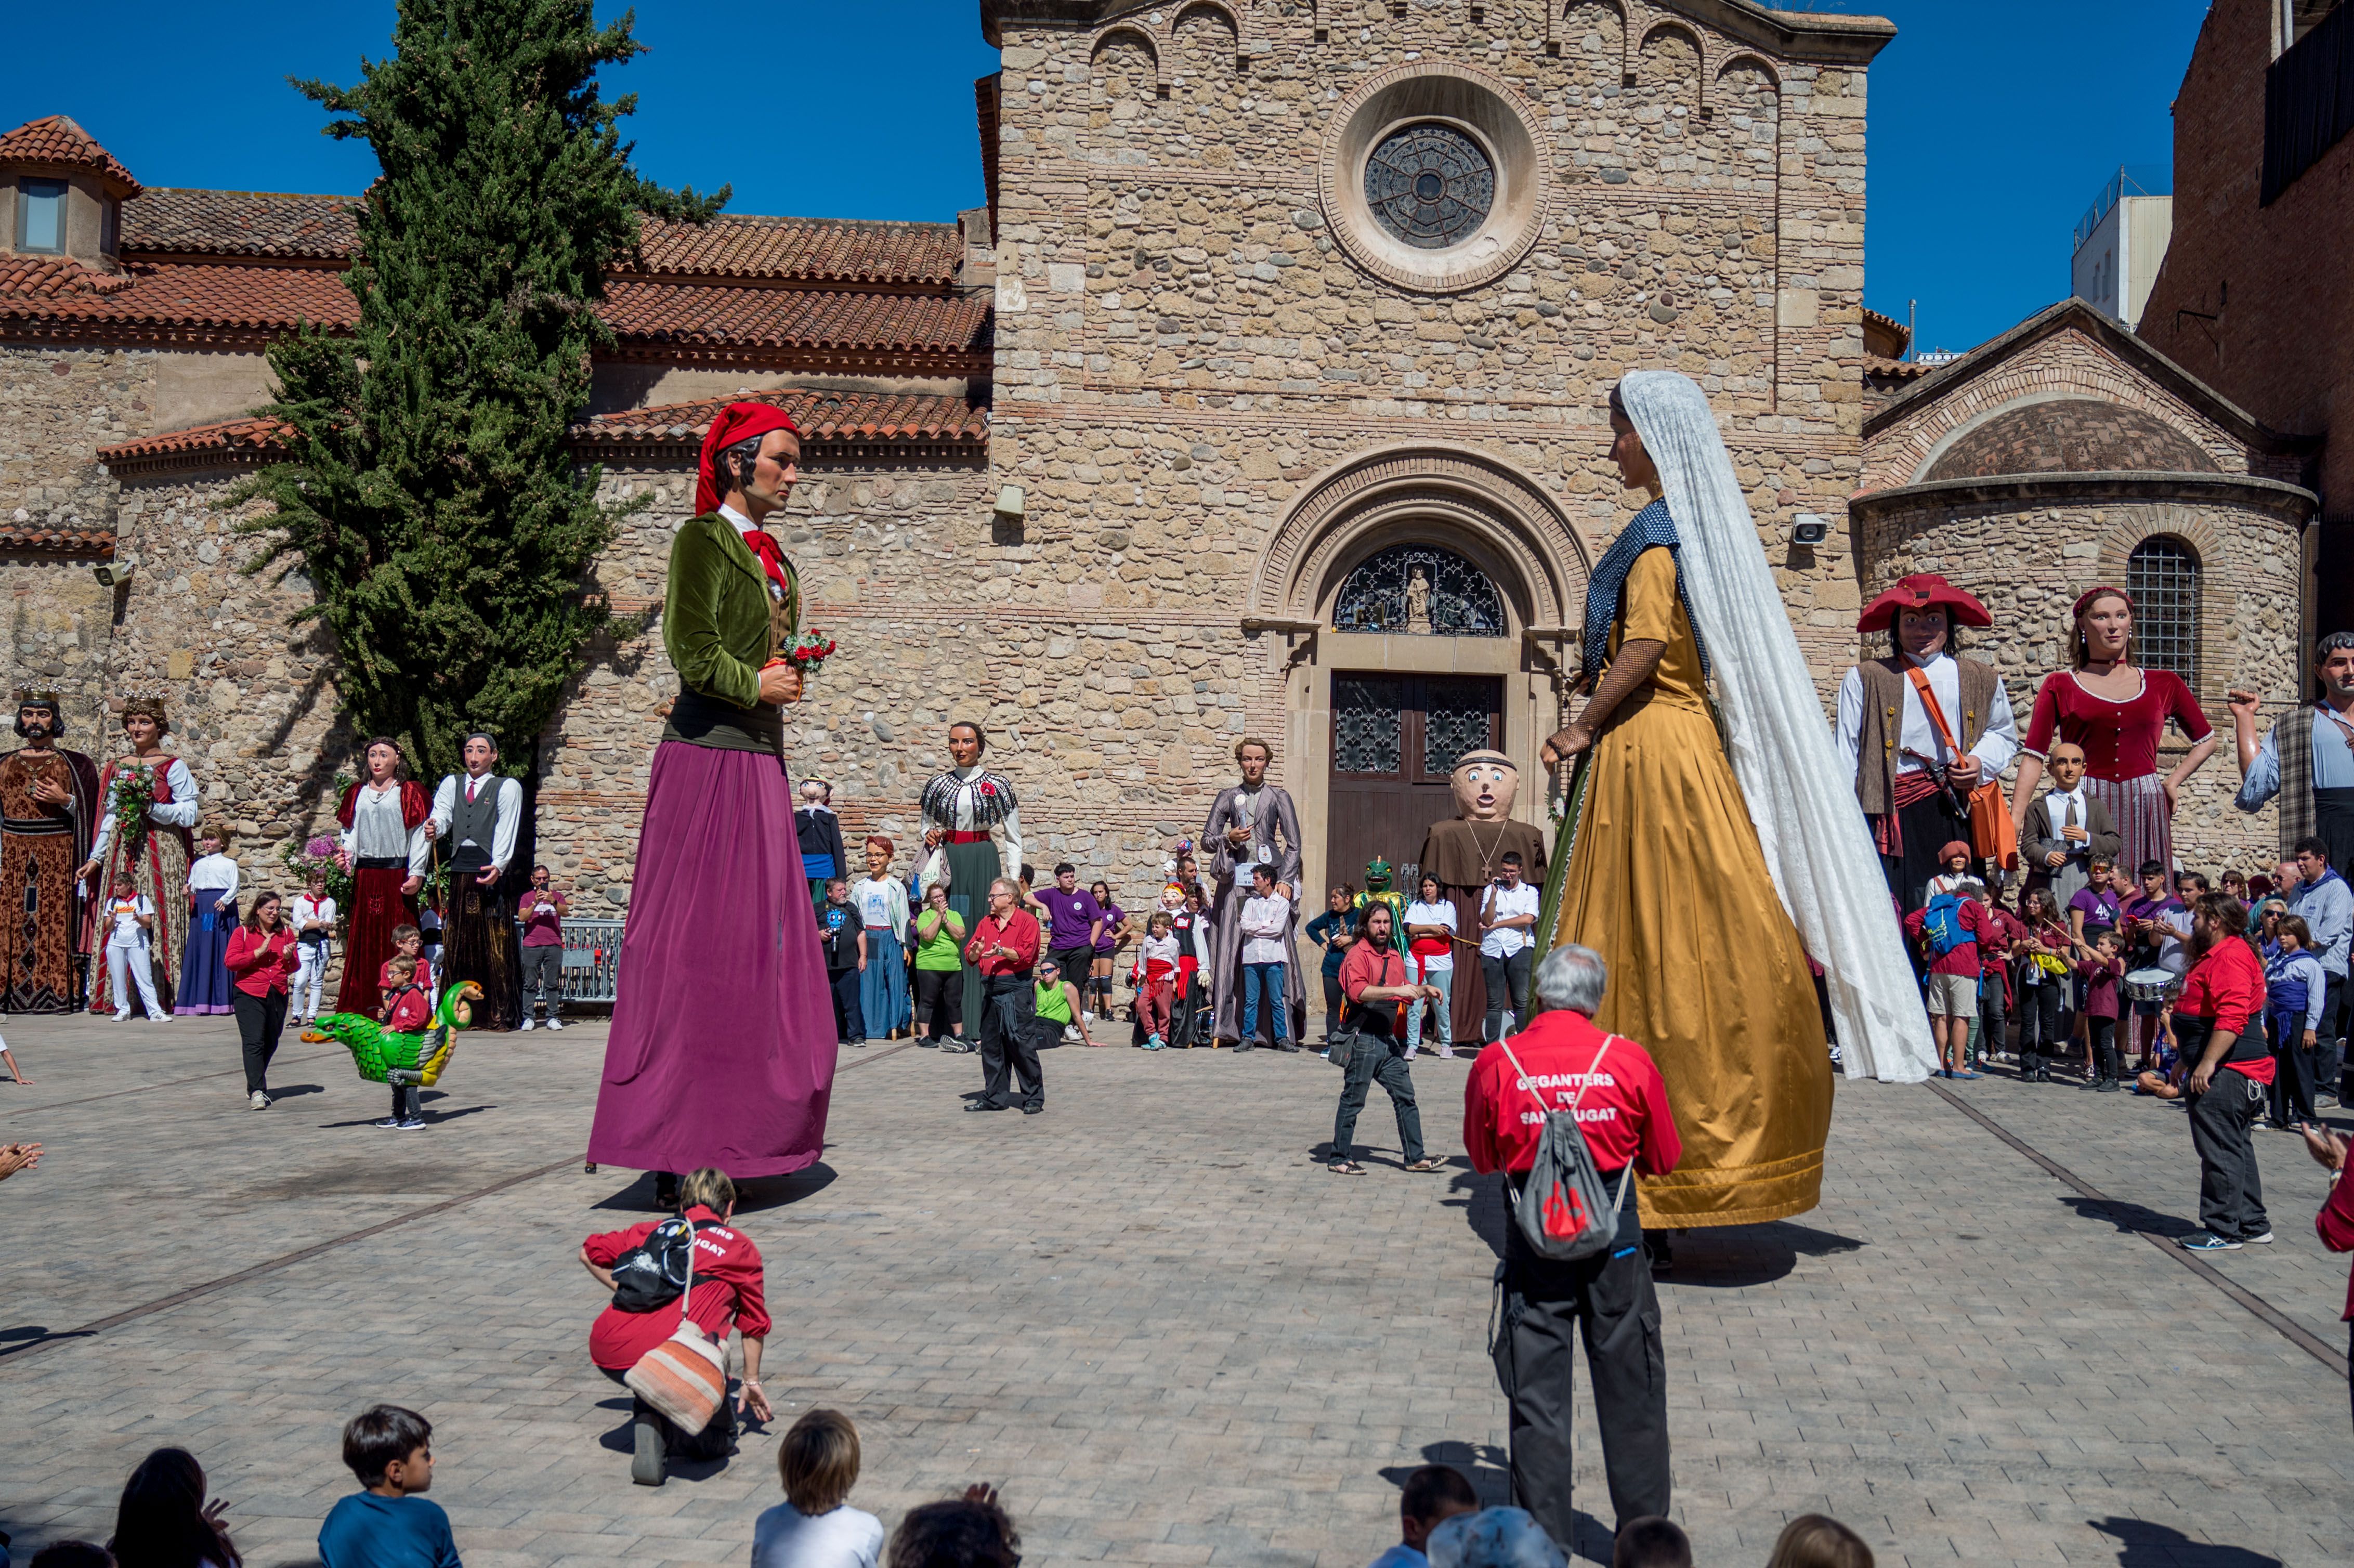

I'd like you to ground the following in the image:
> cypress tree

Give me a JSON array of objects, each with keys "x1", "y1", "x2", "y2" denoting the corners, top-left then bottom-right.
[{"x1": 236, "y1": 0, "x2": 724, "y2": 782}]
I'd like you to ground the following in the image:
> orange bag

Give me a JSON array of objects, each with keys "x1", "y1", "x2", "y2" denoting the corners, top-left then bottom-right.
[{"x1": 1904, "y1": 667, "x2": 2018, "y2": 871}]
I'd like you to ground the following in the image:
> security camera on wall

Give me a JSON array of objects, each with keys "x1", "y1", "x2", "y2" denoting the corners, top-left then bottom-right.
[{"x1": 93, "y1": 557, "x2": 135, "y2": 589}]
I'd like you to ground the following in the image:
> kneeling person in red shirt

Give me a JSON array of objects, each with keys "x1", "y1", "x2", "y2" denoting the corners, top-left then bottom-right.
[{"x1": 1463, "y1": 943, "x2": 1682, "y2": 1548}]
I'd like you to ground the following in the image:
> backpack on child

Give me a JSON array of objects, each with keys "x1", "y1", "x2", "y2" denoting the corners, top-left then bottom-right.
[
  {"x1": 1495, "y1": 1036, "x2": 1635, "y2": 1261},
  {"x1": 1919, "y1": 893, "x2": 1972, "y2": 958}
]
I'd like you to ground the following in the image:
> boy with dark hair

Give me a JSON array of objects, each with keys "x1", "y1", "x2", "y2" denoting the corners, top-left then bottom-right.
[
  {"x1": 319, "y1": 1405, "x2": 461, "y2": 1568},
  {"x1": 1367, "y1": 1464, "x2": 1480, "y2": 1568},
  {"x1": 819, "y1": 879, "x2": 864, "y2": 1049},
  {"x1": 1904, "y1": 877, "x2": 1992, "y2": 1079},
  {"x1": 1612, "y1": 1517, "x2": 1694, "y2": 1568}
]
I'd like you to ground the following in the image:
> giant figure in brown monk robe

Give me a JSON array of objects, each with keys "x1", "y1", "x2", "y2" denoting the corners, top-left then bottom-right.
[{"x1": 1417, "y1": 750, "x2": 1547, "y2": 1044}]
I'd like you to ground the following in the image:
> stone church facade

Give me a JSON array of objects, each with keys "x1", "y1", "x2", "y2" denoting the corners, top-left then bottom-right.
[{"x1": 0, "y1": 1, "x2": 2317, "y2": 924}]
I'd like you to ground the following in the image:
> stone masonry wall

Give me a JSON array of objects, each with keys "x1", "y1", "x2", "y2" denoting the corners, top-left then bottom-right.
[
  {"x1": 990, "y1": 0, "x2": 1880, "y2": 743},
  {"x1": 1855, "y1": 491, "x2": 2306, "y2": 872}
]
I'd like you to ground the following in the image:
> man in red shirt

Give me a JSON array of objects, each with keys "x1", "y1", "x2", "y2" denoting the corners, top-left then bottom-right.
[
  {"x1": 1329, "y1": 904, "x2": 1442, "y2": 1173},
  {"x1": 1462, "y1": 943, "x2": 1682, "y2": 1546},
  {"x1": 2175, "y1": 893, "x2": 2274, "y2": 1251},
  {"x1": 964, "y1": 876, "x2": 1044, "y2": 1114}
]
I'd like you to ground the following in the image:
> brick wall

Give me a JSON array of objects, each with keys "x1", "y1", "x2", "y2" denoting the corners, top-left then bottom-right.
[{"x1": 2142, "y1": 0, "x2": 2353, "y2": 514}]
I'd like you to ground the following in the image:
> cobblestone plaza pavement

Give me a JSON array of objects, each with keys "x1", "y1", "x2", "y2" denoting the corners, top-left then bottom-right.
[{"x1": 2, "y1": 1016, "x2": 2349, "y2": 1568}]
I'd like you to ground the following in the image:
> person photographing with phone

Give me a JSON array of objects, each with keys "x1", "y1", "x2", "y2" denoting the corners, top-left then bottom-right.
[{"x1": 1476, "y1": 853, "x2": 1540, "y2": 1044}]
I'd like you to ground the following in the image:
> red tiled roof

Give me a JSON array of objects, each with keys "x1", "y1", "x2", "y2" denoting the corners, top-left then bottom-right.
[
  {"x1": 0, "y1": 255, "x2": 136, "y2": 299},
  {"x1": 0, "y1": 525, "x2": 116, "y2": 557},
  {"x1": 0, "y1": 258, "x2": 357, "y2": 344},
  {"x1": 631, "y1": 215, "x2": 963, "y2": 289},
  {"x1": 0, "y1": 115, "x2": 140, "y2": 194},
  {"x1": 600, "y1": 282, "x2": 991, "y2": 365},
  {"x1": 96, "y1": 415, "x2": 294, "y2": 470},
  {"x1": 578, "y1": 388, "x2": 988, "y2": 453},
  {"x1": 99, "y1": 390, "x2": 988, "y2": 476},
  {"x1": 122, "y1": 189, "x2": 356, "y2": 260}
]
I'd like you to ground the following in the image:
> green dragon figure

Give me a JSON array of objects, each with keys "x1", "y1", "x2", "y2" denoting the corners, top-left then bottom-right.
[
  {"x1": 1353, "y1": 857, "x2": 1407, "y2": 929},
  {"x1": 302, "y1": 981, "x2": 482, "y2": 1089}
]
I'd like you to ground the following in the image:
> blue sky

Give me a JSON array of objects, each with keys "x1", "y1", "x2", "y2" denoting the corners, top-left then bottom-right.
[{"x1": 2, "y1": 0, "x2": 2211, "y2": 354}]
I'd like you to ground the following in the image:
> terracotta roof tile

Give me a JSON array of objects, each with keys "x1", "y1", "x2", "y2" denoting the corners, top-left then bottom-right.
[
  {"x1": 579, "y1": 388, "x2": 988, "y2": 451},
  {"x1": 122, "y1": 188, "x2": 357, "y2": 260},
  {"x1": 97, "y1": 415, "x2": 294, "y2": 468},
  {"x1": 630, "y1": 215, "x2": 963, "y2": 288},
  {"x1": 0, "y1": 255, "x2": 136, "y2": 299},
  {"x1": 1865, "y1": 354, "x2": 1931, "y2": 381},
  {"x1": 0, "y1": 115, "x2": 140, "y2": 194},
  {"x1": 99, "y1": 390, "x2": 987, "y2": 477},
  {"x1": 601, "y1": 282, "x2": 990, "y2": 362},
  {"x1": 0, "y1": 524, "x2": 116, "y2": 556},
  {"x1": 0, "y1": 258, "x2": 356, "y2": 343}
]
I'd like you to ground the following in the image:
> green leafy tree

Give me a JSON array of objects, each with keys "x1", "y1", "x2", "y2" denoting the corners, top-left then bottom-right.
[{"x1": 235, "y1": 0, "x2": 724, "y2": 781}]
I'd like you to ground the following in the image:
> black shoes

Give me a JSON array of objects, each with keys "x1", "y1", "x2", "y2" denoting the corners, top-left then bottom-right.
[
  {"x1": 964, "y1": 1100, "x2": 1006, "y2": 1112},
  {"x1": 1022, "y1": 1104, "x2": 1043, "y2": 1115}
]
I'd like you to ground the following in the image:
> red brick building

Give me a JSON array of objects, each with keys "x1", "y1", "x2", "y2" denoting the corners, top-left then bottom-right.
[{"x1": 2139, "y1": 0, "x2": 2354, "y2": 626}]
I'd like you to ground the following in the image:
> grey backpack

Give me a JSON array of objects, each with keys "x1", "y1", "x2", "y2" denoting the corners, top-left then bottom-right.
[{"x1": 1496, "y1": 1036, "x2": 1634, "y2": 1261}]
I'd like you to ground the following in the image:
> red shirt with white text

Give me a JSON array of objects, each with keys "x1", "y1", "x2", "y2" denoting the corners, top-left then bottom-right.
[{"x1": 1463, "y1": 1008, "x2": 1683, "y2": 1178}]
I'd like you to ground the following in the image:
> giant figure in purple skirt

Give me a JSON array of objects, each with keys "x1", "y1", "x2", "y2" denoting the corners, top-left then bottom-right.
[{"x1": 587, "y1": 400, "x2": 836, "y2": 1198}]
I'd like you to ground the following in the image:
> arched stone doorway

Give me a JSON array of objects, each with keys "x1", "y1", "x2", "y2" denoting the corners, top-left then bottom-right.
[{"x1": 1247, "y1": 444, "x2": 1593, "y2": 906}]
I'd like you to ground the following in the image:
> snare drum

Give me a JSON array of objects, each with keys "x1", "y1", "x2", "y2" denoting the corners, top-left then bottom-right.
[{"x1": 2122, "y1": 968, "x2": 2178, "y2": 1005}]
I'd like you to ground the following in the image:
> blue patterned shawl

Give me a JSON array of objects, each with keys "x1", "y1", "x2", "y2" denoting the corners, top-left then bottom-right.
[{"x1": 1578, "y1": 497, "x2": 1709, "y2": 690}]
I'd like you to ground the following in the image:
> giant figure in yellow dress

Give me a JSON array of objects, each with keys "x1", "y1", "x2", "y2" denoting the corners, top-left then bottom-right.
[{"x1": 1538, "y1": 373, "x2": 1933, "y2": 1229}]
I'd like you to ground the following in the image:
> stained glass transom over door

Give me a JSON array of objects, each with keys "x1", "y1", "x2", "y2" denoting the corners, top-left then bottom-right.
[
  {"x1": 1332, "y1": 544, "x2": 1507, "y2": 637},
  {"x1": 1363, "y1": 123, "x2": 1495, "y2": 251}
]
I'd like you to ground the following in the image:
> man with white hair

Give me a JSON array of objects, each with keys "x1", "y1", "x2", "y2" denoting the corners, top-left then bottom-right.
[{"x1": 1463, "y1": 943, "x2": 1682, "y2": 1546}]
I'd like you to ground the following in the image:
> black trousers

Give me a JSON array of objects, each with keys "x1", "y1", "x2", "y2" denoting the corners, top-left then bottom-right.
[
  {"x1": 1493, "y1": 1174, "x2": 1669, "y2": 1540},
  {"x1": 978, "y1": 975, "x2": 1041, "y2": 1109},
  {"x1": 2015, "y1": 978, "x2": 2063, "y2": 1073},
  {"x1": 2319, "y1": 974, "x2": 2348, "y2": 1102},
  {"x1": 2185, "y1": 1055, "x2": 2268, "y2": 1239},
  {"x1": 1331, "y1": 1032, "x2": 1424, "y2": 1164},
  {"x1": 916, "y1": 968, "x2": 963, "y2": 1036},
  {"x1": 1974, "y1": 972, "x2": 2007, "y2": 1063},
  {"x1": 233, "y1": 989, "x2": 287, "y2": 1095},
  {"x1": 1481, "y1": 948, "x2": 1533, "y2": 1043},
  {"x1": 2267, "y1": 1005, "x2": 2319, "y2": 1126},
  {"x1": 1880, "y1": 794, "x2": 1973, "y2": 915},
  {"x1": 827, "y1": 967, "x2": 863, "y2": 1043},
  {"x1": 1049, "y1": 946, "x2": 1094, "y2": 1004}
]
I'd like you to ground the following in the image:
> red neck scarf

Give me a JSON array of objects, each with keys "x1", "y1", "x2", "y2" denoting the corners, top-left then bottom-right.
[{"x1": 737, "y1": 522, "x2": 789, "y2": 591}]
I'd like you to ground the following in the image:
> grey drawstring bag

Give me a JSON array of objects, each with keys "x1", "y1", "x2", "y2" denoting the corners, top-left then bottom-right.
[{"x1": 1496, "y1": 1035, "x2": 1634, "y2": 1261}]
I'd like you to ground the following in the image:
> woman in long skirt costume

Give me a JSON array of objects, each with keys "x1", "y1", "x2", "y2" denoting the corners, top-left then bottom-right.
[
  {"x1": 80, "y1": 698, "x2": 198, "y2": 1016},
  {"x1": 334, "y1": 741, "x2": 431, "y2": 1018},
  {"x1": 587, "y1": 401, "x2": 837, "y2": 1196},
  {"x1": 1537, "y1": 373, "x2": 1934, "y2": 1229}
]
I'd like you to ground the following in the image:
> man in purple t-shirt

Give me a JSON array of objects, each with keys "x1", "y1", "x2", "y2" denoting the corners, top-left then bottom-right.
[
  {"x1": 519, "y1": 864, "x2": 568, "y2": 1031},
  {"x1": 1032, "y1": 863, "x2": 1105, "y2": 1033}
]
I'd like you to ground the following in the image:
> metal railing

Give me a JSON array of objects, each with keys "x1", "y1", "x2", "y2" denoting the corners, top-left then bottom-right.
[
  {"x1": 2072, "y1": 165, "x2": 2171, "y2": 252},
  {"x1": 517, "y1": 917, "x2": 625, "y2": 1005}
]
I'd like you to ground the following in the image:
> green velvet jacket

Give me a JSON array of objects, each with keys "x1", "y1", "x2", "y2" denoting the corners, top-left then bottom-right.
[{"x1": 662, "y1": 512, "x2": 801, "y2": 751}]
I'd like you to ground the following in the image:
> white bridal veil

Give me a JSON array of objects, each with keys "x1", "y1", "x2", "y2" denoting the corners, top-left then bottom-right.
[{"x1": 1619, "y1": 370, "x2": 1935, "y2": 1082}]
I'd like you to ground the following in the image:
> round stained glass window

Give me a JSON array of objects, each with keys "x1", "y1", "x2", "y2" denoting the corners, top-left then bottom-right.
[{"x1": 1363, "y1": 123, "x2": 1495, "y2": 251}]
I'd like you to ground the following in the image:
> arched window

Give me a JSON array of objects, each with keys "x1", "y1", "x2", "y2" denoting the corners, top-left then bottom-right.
[
  {"x1": 2126, "y1": 535, "x2": 2201, "y2": 685},
  {"x1": 1332, "y1": 543, "x2": 1506, "y2": 637}
]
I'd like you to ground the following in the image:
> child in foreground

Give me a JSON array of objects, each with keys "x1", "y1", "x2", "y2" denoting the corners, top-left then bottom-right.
[
  {"x1": 751, "y1": 1408, "x2": 883, "y2": 1568},
  {"x1": 1366, "y1": 1464, "x2": 1477, "y2": 1568},
  {"x1": 319, "y1": 1404, "x2": 462, "y2": 1568}
]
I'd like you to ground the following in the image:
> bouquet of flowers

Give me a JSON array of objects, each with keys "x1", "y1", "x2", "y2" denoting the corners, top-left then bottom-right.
[
  {"x1": 112, "y1": 761, "x2": 155, "y2": 861},
  {"x1": 768, "y1": 630, "x2": 837, "y2": 678}
]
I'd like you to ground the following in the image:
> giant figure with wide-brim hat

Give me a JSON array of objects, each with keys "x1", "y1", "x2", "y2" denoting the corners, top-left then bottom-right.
[
  {"x1": 587, "y1": 400, "x2": 837, "y2": 1193},
  {"x1": 1832, "y1": 572, "x2": 2018, "y2": 912}
]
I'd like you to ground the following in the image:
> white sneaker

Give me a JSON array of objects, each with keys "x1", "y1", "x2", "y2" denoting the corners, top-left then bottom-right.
[
  {"x1": 1062, "y1": 1025, "x2": 1081, "y2": 1043},
  {"x1": 112, "y1": 1010, "x2": 132, "y2": 1022},
  {"x1": 520, "y1": 1017, "x2": 537, "y2": 1031},
  {"x1": 546, "y1": 1017, "x2": 565, "y2": 1031},
  {"x1": 249, "y1": 1090, "x2": 270, "y2": 1110},
  {"x1": 151, "y1": 1014, "x2": 172, "y2": 1024}
]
